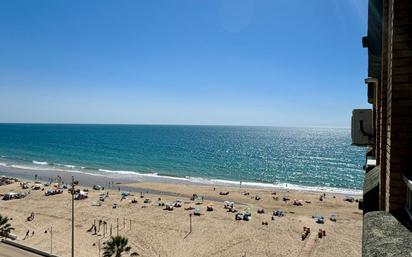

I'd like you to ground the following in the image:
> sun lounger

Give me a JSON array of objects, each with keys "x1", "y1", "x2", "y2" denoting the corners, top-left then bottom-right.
[
  {"x1": 91, "y1": 201, "x2": 102, "y2": 207},
  {"x1": 7, "y1": 233, "x2": 17, "y2": 240},
  {"x1": 318, "y1": 229, "x2": 326, "y2": 238}
]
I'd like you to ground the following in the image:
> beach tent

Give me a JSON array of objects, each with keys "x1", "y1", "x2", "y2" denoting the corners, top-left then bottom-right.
[
  {"x1": 273, "y1": 209, "x2": 284, "y2": 217},
  {"x1": 99, "y1": 194, "x2": 106, "y2": 201},
  {"x1": 344, "y1": 195, "x2": 355, "y2": 202},
  {"x1": 313, "y1": 214, "x2": 325, "y2": 224},
  {"x1": 33, "y1": 183, "x2": 42, "y2": 190},
  {"x1": 75, "y1": 190, "x2": 88, "y2": 200},
  {"x1": 91, "y1": 201, "x2": 102, "y2": 207},
  {"x1": 224, "y1": 201, "x2": 234, "y2": 209},
  {"x1": 194, "y1": 196, "x2": 204, "y2": 204},
  {"x1": 15, "y1": 192, "x2": 27, "y2": 199},
  {"x1": 174, "y1": 199, "x2": 182, "y2": 207},
  {"x1": 93, "y1": 185, "x2": 103, "y2": 190},
  {"x1": 2, "y1": 192, "x2": 16, "y2": 200},
  {"x1": 165, "y1": 203, "x2": 174, "y2": 211},
  {"x1": 243, "y1": 207, "x2": 252, "y2": 221},
  {"x1": 45, "y1": 189, "x2": 54, "y2": 196}
]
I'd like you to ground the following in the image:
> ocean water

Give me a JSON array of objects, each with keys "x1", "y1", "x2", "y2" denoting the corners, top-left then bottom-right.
[{"x1": 0, "y1": 124, "x2": 364, "y2": 193}]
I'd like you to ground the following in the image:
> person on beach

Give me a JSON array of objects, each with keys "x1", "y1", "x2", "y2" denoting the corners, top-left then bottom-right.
[{"x1": 24, "y1": 230, "x2": 29, "y2": 240}]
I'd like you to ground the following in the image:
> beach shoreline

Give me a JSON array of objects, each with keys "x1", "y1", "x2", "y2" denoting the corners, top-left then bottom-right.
[{"x1": 0, "y1": 163, "x2": 362, "y2": 197}]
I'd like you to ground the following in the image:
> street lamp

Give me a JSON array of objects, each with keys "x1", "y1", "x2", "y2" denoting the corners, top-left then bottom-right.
[
  {"x1": 45, "y1": 226, "x2": 53, "y2": 254},
  {"x1": 71, "y1": 176, "x2": 79, "y2": 257}
]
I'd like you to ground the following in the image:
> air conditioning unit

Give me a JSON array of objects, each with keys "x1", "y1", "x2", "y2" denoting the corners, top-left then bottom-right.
[{"x1": 352, "y1": 109, "x2": 373, "y2": 146}]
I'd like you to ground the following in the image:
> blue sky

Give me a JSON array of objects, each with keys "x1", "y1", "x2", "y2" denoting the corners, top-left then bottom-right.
[{"x1": 0, "y1": 0, "x2": 369, "y2": 127}]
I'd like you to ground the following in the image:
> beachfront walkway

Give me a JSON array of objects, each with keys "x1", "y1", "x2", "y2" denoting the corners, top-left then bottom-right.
[{"x1": 0, "y1": 242, "x2": 46, "y2": 257}]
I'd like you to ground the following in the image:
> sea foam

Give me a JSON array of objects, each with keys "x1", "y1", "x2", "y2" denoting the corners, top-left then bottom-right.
[
  {"x1": 0, "y1": 159, "x2": 362, "y2": 195},
  {"x1": 32, "y1": 160, "x2": 49, "y2": 165}
]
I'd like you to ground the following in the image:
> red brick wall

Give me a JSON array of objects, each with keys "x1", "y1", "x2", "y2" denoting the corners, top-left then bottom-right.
[
  {"x1": 379, "y1": 0, "x2": 389, "y2": 210},
  {"x1": 384, "y1": 0, "x2": 412, "y2": 211}
]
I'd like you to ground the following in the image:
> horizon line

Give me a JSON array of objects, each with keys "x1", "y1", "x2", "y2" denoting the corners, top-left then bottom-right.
[{"x1": 0, "y1": 122, "x2": 350, "y2": 129}]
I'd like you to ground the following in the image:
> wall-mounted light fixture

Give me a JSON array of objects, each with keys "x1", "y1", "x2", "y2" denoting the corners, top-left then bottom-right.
[
  {"x1": 362, "y1": 36, "x2": 369, "y2": 48},
  {"x1": 365, "y1": 77, "x2": 378, "y2": 104}
]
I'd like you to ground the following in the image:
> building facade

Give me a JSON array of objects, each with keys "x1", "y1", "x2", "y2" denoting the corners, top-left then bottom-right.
[{"x1": 356, "y1": 0, "x2": 412, "y2": 255}]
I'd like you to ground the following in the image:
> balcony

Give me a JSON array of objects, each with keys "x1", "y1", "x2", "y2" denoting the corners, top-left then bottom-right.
[{"x1": 363, "y1": 211, "x2": 412, "y2": 257}]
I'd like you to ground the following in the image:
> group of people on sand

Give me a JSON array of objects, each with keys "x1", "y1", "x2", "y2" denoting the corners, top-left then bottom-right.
[{"x1": 23, "y1": 229, "x2": 35, "y2": 240}]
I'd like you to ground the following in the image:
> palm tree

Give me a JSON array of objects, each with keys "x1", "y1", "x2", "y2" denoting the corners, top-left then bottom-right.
[
  {"x1": 103, "y1": 235, "x2": 136, "y2": 257},
  {"x1": 0, "y1": 214, "x2": 14, "y2": 238}
]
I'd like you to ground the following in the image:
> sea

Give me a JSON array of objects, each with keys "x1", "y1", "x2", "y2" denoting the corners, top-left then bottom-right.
[{"x1": 0, "y1": 124, "x2": 364, "y2": 194}]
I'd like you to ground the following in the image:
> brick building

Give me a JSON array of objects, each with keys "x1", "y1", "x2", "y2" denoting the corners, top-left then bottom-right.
[{"x1": 354, "y1": 0, "x2": 412, "y2": 255}]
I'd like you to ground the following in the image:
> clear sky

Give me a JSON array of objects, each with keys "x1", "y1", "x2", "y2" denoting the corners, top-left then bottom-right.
[{"x1": 0, "y1": 0, "x2": 369, "y2": 127}]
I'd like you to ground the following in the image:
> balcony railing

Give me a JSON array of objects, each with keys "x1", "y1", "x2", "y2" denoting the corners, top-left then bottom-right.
[{"x1": 402, "y1": 174, "x2": 412, "y2": 221}]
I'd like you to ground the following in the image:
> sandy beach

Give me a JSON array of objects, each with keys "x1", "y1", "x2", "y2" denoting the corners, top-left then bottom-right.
[{"x1": 0, "y1": 175, "x2": 362, "y2": 257}]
